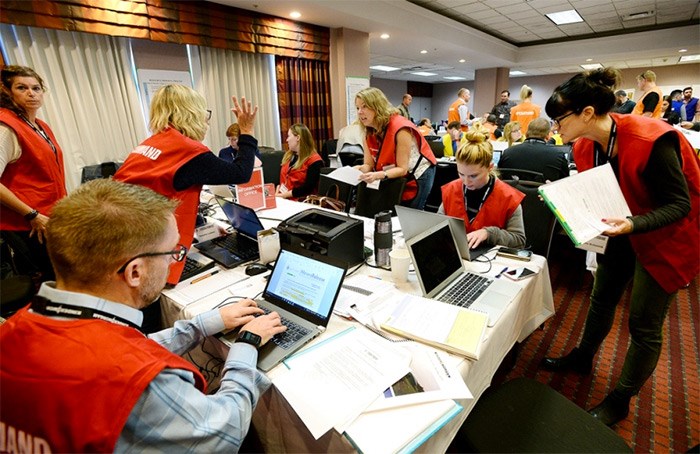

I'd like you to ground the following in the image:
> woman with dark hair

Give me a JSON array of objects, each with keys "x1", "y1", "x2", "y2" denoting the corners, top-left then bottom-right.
[
  {"x1": 115, "y1": 85, "x2": 258, "y2": 286},
  {"x1": 277, "y1": 123, "x2": 323, "y2": 200},
  {"x1": 540, "y1": 67, "x2": 699, "y2": 426},
  {"x1": 0, "y1": 65, "x2": 67, "y2": 281}
]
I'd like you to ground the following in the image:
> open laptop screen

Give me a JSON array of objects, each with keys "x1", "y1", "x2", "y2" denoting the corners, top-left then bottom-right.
[
  {"x1": 408, "y1": 223, "x2": 463, "y2": 295},
  {"x1": 217, "y1": 199, "x2": 264, "y2": 238},
  {"x1": 264, "y1": 249, "x2": 346, "y2": 322}
]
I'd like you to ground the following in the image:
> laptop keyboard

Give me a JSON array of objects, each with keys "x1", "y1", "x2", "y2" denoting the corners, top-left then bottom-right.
[
  {"x1": 179, "y1": 257, "x2": 216, "y2": 282},
  {"x1": 259, "y1": 306, "x2": 311, "y2": 349},
  {"x1": 439, "y1": 272, "x2": 491, "y2": 308},
  {"x1": 211, "y1": 234, "x2": 259, "y2": 260}
]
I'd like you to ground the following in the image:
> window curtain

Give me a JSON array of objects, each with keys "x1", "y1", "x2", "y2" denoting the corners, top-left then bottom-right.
[
  {"x1": 193, "y1": 45, "x2": 280, "y2": 153},
  {"x1": 0, "y1": 24, "x2": 146, "y2": 191},
  {"x1": 275, "y1": 57, "x2": 333, "y2": 152}
]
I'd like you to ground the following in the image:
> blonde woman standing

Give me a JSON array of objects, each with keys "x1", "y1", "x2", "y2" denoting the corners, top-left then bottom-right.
[
  {"x1": 510, "y1": 84, "x2": 541, "y2": 134},
  {"x1": 277, "y1": 123, "x2": 323, "y2": 200}
]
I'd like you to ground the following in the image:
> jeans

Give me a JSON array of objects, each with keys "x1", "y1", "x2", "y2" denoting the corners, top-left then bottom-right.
[
  {"x1": 408, "y1": 165, "x2": 436, "y2": 211},
  {"x1": 578, "y1": 237, "x2": 675, "y2": 397}
]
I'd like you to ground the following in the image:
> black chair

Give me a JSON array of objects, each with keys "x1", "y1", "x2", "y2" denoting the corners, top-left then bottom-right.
[
  {"x1": 354, "y1": 178, "x2": 405, "y2": 218},
  {"x1": 320, "y1": 139, "x2": 337, "y2": 167},
  {"x1": 503, "y1": 177, "x2": 556, "y2": 258},
  {"x1": 424, "y1": 135, "x2": 441, "y2": 142},
  {"x1": 448, "y1": 377, "x2": 632, "y2": 453},
  {"x1": 259, "y1": 149, "x2": 284, "y2": 187},
  {"x1": 337, "y1": 144, "x2": 365, "y2": 167},
  {"x1": 0, "y1": 275, "x2": 35, "y2": 319},
  {"x1": 498, "y1": 167, "x2": 545, "y2": 183},
  {"x1": 424, "y1": 161, "x2": 458, "y2": 213},
  {"x1": 80, "y1": 161, "x2": 121, "y2": 184},
  {"x1": 318, "y1": 167, "x2": 354, "y2": 213}
]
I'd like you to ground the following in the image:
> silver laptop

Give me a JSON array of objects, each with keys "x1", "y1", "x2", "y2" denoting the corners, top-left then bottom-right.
[
  {"x1": 405, "y1": 220, "x2": 521, "y2": 327},
  {"x1": 395, "y1": 205, "x2": 490, "y2": 261},
  {"x1": 220, "y1": 247, "x2": 347, "y2": 371}
]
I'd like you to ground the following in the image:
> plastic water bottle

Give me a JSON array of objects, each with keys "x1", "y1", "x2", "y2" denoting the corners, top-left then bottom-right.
[{"x1": 374, "y1": 210, "x2": 392, "y2": 267}]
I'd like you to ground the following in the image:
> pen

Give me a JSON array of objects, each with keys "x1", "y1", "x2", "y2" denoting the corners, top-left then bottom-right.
[
  {"x1": 368, "y1": 275, "x2": 382, "y2": 280},
  {"x1": 191, "y1": 269, "x2": 219, "y2": 284},
  {"x1": 495, "y1": 267, "x2": 508, "y2": 279}
]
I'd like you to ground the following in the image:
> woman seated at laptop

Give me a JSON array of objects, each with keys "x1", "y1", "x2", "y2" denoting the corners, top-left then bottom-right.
[
  {"x1": 115, "y1": 85, "x2": 259, "y2": 285},
  {"x1": 277, "y1": 123, "x2": 323, "y2": 201},
  {"x1": 438, "y1": 126, "x2": 526, "y2": 250}
]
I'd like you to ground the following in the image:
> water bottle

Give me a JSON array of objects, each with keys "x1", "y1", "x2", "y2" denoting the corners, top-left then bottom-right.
[{"x1": 374, "y1": 210, "x2": 392, "y2": 267}]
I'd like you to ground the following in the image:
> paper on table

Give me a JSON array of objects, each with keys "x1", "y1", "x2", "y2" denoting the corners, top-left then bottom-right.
[
  {"x1": 275, "y1": 327, "x2": 411, "y2": 440},
  {"x1": 334, "y1": 275, "x2": 397, "y2": 318},
  {"x1": 325, "y1": 166, "x2": 362, "y2": 186},
  {"x1": 162, "y1": 271, "x2": 250, "y2": 306}
]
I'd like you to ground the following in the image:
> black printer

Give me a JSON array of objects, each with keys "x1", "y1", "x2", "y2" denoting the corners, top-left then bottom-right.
[{"x1": 277, "y1": 209, "x2": 364, "y2": 267}]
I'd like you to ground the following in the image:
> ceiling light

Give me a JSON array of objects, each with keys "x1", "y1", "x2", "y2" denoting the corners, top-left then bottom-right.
[
  {"x1": 411, "y1": 71, "x2": 437, "y2": 76},
  {"x1": 621, "y1": 10, "x2": 655, "y2": 21},
  {"x1": 581, "y1": 63, "x2": 603, "y2": 70},
  {"x1": 679, "y1": 54, "x2": 700, "y2": 62},
  {"x1": 289, "y1": 11, "x2": 301, "y2": 19},
  {"x1": 586, "y1": 58, "x2": 593, "y2": 62},
  {"x1": 546, "y1": 9, "x2": 583, "y2": 25},
  {"x1": 370, "y1": 65, "x2": 400, "y2": 72},
  {"x1": 420, "y1": 50, "x2": 428, "y2": 54},
  {"x1": 679, "y1": 49, "x2": 688, "y2": 53},
  {"x1": 459, "y1": 59, "x2": 466, "y2": 63},
  {"x1": 444, "y1": 76, "x2": 467, "y2": 81},
  {"x1": 510, "y1": 70, "x2": 527, "y2": 76},
  {"x1": 380, "y1": 33, "x2": 390, "y2": 39}
]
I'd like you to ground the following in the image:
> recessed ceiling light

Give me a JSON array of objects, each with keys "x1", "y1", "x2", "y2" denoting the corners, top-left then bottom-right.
[
  {"x1": 510, "y1": 70, "x2": 527, "y2": 76},
  {"x1": 586, "y1": 58, "x2": 593, "y2": 62},
  {"x1": 679, "y1": 49, "x2": 688, "y2": 53},
  {"x1": 546, "y1": 9, "x2": 583, "y2": 25},
  {"x1": 411, "y1": 71, "x2": 437, "y2": 76},
  {"x1": 581, "y1": 63, "x2": 603, "y2": 70},
  {"x1": 420, "y1": 50, "x2": 428, "y2": 54},
  {"x1": 459, "y1": 59, "x2": 466, "y2": 63},
  {"x1": 370, "y1": 65, "x2": 400, "y2": 72},
  {"x1": 444, "y1": 76, "x2": 467, "y2": 81},
  {"x1": 679, "y1": 54, "x2": 700, "y2": 62},
  {"x1": 380, "y1": 33, "x2": 390, "y2": 39},
  {"x1": 289, "y1": 11, "x2": 301, "y2": 19},
  {"x1": 621, "y1": 10, "x2": 655, "y2": 21}
]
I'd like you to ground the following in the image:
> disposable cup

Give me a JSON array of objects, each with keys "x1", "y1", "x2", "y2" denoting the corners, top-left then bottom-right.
[{"x1": 389, "y1": 248, "x2": 411, "y2": 283}]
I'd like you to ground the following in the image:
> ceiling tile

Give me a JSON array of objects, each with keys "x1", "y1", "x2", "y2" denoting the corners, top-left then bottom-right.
[{"x1": 452, "y1": 2, "x2": 492, "y2": 14}]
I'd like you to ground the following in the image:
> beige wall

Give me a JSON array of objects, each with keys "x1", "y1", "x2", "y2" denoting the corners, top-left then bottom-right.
[{"x1": 329, "y1": 28, "x2": 369, "y2": 136}]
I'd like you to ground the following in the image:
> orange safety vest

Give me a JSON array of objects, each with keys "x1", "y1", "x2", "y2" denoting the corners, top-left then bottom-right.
[{"x1": 632, "y1": 86, "x2": 663, "y2": 118}]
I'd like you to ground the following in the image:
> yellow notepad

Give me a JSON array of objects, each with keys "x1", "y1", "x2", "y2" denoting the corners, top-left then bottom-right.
[{"x1": 380, "y1": 294, "x2": 488, "y2": 360}]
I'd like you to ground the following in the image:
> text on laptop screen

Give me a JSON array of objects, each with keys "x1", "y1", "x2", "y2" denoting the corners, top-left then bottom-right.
[
  {"x1": 219, "y1": 200, "x2": 264, "y2": 238},
  {"x1": 265, "y1": 249, "x2": 345, "y2": 319},
  {"x1": 410, "y1": 224, "x2": 463, "y2": 295}
]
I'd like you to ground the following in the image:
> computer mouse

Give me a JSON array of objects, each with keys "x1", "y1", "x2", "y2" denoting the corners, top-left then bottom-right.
[{"x1": 245, "y1": 263, "x2": 269, "y2": 276}]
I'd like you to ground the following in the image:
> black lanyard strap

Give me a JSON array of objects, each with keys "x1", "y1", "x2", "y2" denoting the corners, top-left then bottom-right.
[
  {"x1": 31, "y1": 296, "x2": 142, "y2": 331},
  {"x1": 19, "y1": 114, "x2": 57, "y2": 155}
]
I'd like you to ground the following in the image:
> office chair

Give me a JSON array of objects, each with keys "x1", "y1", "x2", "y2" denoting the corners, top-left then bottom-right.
[
  {"x1": 337, "y1": 145, "x2": 365, "y2": 167},
  {"x1": 503, "y1": 178, "x2": 556, "y2": 258},
  {"x1": 354, "y1": 178, "x2": 405, "y2": 218},
  {"x1": 320, "y1": 139, "x2": 337, "y2": 167},
  {"x1": 318, "y1": 167, "x2": 354, "y2": 213},
  {"x1": 497, "y1": 168, "x2": 545, "y2": 183},
  {"x1": 80, "y1": 161, "x2": 121, "y2": 184},
  {"x1": 424, "y1": 161, "x2": 458, "y2": 213},
  {"x1": 0, "y1": 275, "x2": 35, "y2": 319},
  {"x1": 448, "y1": 377, "x2": 632, "y2": 453},
  {"x1": 259, "y1": 149, "x2": 285, "y2": 187}
]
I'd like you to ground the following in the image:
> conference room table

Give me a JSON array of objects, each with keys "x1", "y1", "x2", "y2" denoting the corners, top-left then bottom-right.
[{"x1": 160, "y1": 197, "x2": 555, "y2": 453}]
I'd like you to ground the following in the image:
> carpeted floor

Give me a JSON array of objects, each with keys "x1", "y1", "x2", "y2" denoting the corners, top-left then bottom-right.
[{"x1": 502, "y1": 235, "x2": 699, "y2": 453}]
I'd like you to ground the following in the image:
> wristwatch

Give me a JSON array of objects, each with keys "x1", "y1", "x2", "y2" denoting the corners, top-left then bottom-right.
[
  {"x1": 235, "y1": 330, "x2": 262, "y2": 348},
  {"x1": 24, "y1": 209, "x2": 39, "y2": 221},
  {"x1": 382, "y1": 170, "x2": 388, "y2": 180}
]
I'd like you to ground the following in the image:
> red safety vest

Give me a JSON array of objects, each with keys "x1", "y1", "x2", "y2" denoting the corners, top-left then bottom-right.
[
  {"x1": 441, "y1": 178, "x2": 524, "y2": 233},
  {"x1": 0, "y1": 109, "x2": 67, "y2": 230},
  {"x1": 279, "y1": 152, "x2": 323, "y2": 201},
  {"x1": 574, "y1": 113, "x2": 700, "y2": 293},
  {"x1": 114, "y1": 127, "x2": 210, "y2": 285},
  {"x1": 366, "y1": 115, "x2": 437, "y2": 201},
  {"x1": 0, "y1": 306, "x2": 205, "y2": 453}
]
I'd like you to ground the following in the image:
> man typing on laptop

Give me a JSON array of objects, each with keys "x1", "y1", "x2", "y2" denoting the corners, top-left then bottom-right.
[{"x1": 0, "y1": 179, "x2": 286, "y2": 452}]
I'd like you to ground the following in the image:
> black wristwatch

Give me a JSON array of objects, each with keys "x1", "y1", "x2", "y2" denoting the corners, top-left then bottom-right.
[
  {"x1": 24, "y1": 209, "x2": 39, "y2": 222},
  {"x1": 235, "y1": 330, "x2": 262, "y2": 348}
]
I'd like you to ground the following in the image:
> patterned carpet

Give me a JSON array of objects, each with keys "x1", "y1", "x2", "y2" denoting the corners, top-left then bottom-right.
[{"x1": 503, "y1": 236, "x2": 699, "y2": 453}]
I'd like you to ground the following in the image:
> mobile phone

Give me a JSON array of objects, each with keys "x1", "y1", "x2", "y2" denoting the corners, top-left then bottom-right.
[
  {"x1": 496, "y1": 247, "x2": 533, "y2": 261},
  {"x1": 504, "y1": 267, "x2": 536, "y2": 281}
]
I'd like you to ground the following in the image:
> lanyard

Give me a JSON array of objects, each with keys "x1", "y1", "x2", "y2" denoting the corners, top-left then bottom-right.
[
  {"x1": 19, "y1": 114, "x2": 57, "y2": 156},
  {"x1": 31, "y1": 296, "x2": 143, "y2": 331},
  {"x1": 594, "y1": 120, "x2": 617, "y2": 167},
  {"x1": 463, "y1": 175, "x2": 494, "y2": 223}
]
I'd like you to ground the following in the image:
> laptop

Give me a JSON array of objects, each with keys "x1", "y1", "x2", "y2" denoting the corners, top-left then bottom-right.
[
  {"x1": 492, "y1": 150, "x2": 502, "y2": 166},
  {"x1": 395, "y1": 205, "x2": 490, "y2": 261},
  {"x1": 405, "y1": 220, "x2": 521, "y2": 327},
  {"x1": 194, "y1": 199, "x2": 263, "y2": 268},
  {"x1": 178, "y1": 250, "x2": 216, "y2": 283},
  {"x1": 220, "y1": 247, "x2": 347, "y2": 371}
]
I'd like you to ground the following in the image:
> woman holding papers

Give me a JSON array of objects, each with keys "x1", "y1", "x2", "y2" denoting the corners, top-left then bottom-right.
[
  {"x1": 438, "y1": 127, "x2": 526, "y2": 250},
  {"x1": 355, "y1": 87, "x2": 437, "y2": 210},
  {"x1": 540, "y1": 67, "x2": 699, "y2": 427},
  {"x1": 277, "y1": 123, "x2": 323, "y2": 200},
  {"x1": 115, "y1": 85, "x2": 259, "y2": 286}
]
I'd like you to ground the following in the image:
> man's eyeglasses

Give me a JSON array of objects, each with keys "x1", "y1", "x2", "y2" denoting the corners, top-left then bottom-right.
[
  {"x1": 553, "y1": 111, "x2": 576, "y2": 128},
  {"x1": 117, "y1": 244, "x2": 188, "y2": 273},
  {"x1": 206, "y1": 109, "x2": 212, "y2": 121}
]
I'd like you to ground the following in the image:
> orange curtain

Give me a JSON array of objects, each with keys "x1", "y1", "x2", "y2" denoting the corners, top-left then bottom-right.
[{"x1": 276, "y1": 56, "x2": 333, "y2": 152}]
